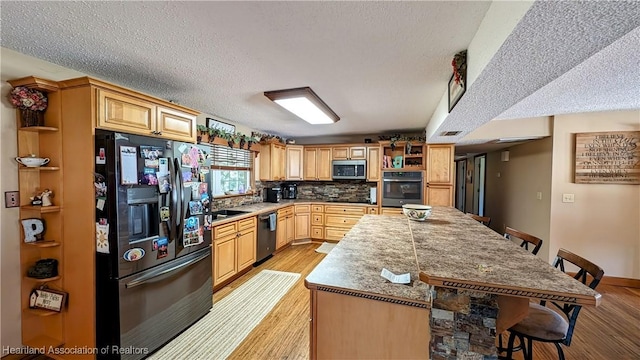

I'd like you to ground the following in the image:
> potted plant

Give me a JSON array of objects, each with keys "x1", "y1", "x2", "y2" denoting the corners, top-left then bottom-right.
[
  {"x1": 208, "y1": 128, "x2": 221, "y2": 143},
  {"x1": 196, "y1": 125, "x2": 208, "y2": 143},
  {"x1": 219, "y1": 131, "x2": 236, "y2": 148},
  {"x1": 9, "y1": 86, "x2": 48, "y2": 127},
  {"x1": 236, "y1": 132, "x2": 247, "y2": 149}
]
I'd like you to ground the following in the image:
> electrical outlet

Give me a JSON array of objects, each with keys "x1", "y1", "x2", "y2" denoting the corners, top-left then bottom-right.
[
  {"x1": 4, "y1": 191, "x2": 19, "y2": 208},
  {"x1": 562, "y1": 193, "x2": 575, "y2": 203}
]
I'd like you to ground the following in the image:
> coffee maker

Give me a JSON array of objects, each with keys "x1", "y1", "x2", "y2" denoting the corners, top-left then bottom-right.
[{"x1": 283, "y1": 183, "x2": 298, "y2": 199}]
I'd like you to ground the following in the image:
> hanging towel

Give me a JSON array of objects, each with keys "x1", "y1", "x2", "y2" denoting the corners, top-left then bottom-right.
[{"x1": 269, "y1": 213, "x2": 277, "y2": 232}]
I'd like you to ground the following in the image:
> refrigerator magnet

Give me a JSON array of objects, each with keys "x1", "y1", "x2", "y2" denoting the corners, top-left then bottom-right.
[
  {"x1": 123, "y1": 248, "x2": 145, "y2": 261},
  {"x1": 157, "y1": 173, "x2": 171, "y2": 194},
  {"x1": 158, "y1": 158, "x2": 169, "y2": 174},
  {"x1": 156, "y1": 237, "x2": 169, "y2": 259},
  {"x1": 188, "y1": 201, "x2": 203, "y2": 215},
  {"x1": 96, "y1": 223, "x2": 110, "y2": 254},
  {"x1": 96, "y1": 147, "x2": 106, "y2": 164},
  {"x1": 189, "y1": 147, "x2": 199, "y2": 167},
  {"x1": 119, "y1": 146, "x2": 138, "y2": 185},
  {"x1": 160, "y1": 206, "x2": 170, "y2": 222},
  {"x1": 204, "y1": 215, "x2": 212, "y2": 231}
]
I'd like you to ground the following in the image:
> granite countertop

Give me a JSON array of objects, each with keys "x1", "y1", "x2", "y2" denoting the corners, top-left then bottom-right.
[
  {"x1": 411, "y1": 207, "x2": 600, "y2": 305},
  {"x1": 305, "y1": 208, "x2": 601, "y2": 306},
  {"x1": 305, "y1": 215, "x2": 430, "y2": 304}
]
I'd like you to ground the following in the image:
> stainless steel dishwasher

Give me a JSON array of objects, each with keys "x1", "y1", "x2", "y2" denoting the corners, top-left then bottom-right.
[{"x1": 256, "y1": 212, "x2": 277, "y2": 264}]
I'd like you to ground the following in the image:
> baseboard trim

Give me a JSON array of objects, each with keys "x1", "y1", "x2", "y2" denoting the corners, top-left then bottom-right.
[{"x1": 568, "y1": 272, "x2": 640, "y2": 288}]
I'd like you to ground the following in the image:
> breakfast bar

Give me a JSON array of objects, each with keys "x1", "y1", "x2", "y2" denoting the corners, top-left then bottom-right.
[{"x1": 305, "y1": 207, "x2": 601, "y2": 359}]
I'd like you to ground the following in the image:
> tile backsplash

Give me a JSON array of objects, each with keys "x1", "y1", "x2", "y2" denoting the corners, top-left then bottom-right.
[{"x1": 261, "y1": 180, "x2": 376, "y2": 202}]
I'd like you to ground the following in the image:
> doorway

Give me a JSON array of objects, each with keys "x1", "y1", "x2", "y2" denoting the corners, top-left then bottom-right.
[
  {"x1": 473, "y1": 154, "x2": 487, "y2": 216},
  {"x1": 455, "y1": 159, "x2": 466, "y2": 212}
]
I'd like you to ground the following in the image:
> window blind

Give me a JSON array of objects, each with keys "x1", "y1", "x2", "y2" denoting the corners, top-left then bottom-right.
[{"x1": 210, "y1": 145, "x2": 252, "y2": 170}]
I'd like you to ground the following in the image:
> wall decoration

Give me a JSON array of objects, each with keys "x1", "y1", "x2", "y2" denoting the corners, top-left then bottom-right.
[
  {"x1": 29, "y1": 287, "x2": 67, "y2": 312},
  {"x1": 21, "y1": 218, "x2": 45, "y2": 242},
  {"x1": 575, "y1": 131, "x2": 639, "y2": 184},
  {"x1": 207, "y1": 118, "x2": 235, "y2": 134},
  {"x1": 448, "y1": 50, "x2": 467, "y2": 113}
]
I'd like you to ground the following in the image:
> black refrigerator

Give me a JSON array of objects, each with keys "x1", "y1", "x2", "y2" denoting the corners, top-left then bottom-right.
[{"x1": 94, "y1": 130, "x2": 214, "y2": 360}]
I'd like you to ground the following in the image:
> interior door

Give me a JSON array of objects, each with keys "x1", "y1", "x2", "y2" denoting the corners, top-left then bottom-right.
[
  {"x1": 473, "y1": 154, "x2": 487, "y2": 216},
  {"x1": 455, "y1": 159, "x2": 466, "y2": 212}
]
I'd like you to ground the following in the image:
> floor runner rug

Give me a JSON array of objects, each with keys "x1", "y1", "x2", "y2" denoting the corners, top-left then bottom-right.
[{"x1": 149, "y1": 269, "x2": 301, "y2": 359}]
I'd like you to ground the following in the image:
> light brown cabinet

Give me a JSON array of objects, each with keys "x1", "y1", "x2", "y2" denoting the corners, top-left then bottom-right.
[
  {"x1": 260, "y1": 142, "x2": 286, "y2": 181},
  {"x1": 304, "y1": 147, "x2": 332, "y2": 181},
  {"x1": 9, "y1": 77, "x2": 66, "y2": 350},
  {"x1": 367, "y1": 146, "x2": 381, "y2": 182},
  {"x1": 425, "y1": 144, "x2": 455, "y2": 206},
  {"x1": 380, "y1": 141, "x2": 425, "y2": 170},
  {"x1": 96, "y1": 87, "x2": 196, "y2": 142},
  {"x1": 276, "y1": 206, "x2": 294, "y2": 249},
  {"x1": 367, "y1": 206, "x2": 379, "y2": 215},
  {"x1": 332, "y1": 146, "x2": 366, "y2": 160},
  {"x1": 213, "y1": 217, "x2": 256, "y2": 287},
  {"x1": 294, "y1": 205, "x2": 311, "y2": 240},
  {"x1": 322, "y1": 205, "x2": 366, "y2": 242},
  {"x1": 381, "y1": 208, "x2": 404, "y2": 215},
  {"x1": 286, "y1": 145, "x2": 304, "y2": 180}
]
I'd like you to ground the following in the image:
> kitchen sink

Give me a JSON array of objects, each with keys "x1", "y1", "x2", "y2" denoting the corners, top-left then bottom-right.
[{"x1": 211, "y1": 209, "x2": 250, "y2": 220}]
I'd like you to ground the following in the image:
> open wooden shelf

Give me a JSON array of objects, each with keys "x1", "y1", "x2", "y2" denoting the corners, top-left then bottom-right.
[
  {"x1": 19, "y1": 166, "x2": 60, "y2": 171},
  {"x1": 18, "y1": 126, "x2": 59, "y2": 132},
  {"x1": 382, "y1": 167, "x2": 424, "y2": 171},
  {"x1": 404, "y1": 154, "x2": 424, "y2": 158},
  {"x1": 23, "y1": 334, "x2": 64, "y2": 348},
  {"x1": 20, "y1": 205, "x2": 61, "y2": 213},
  {"x1": 25, "y1": 241, "x2": 61, "y2": 248},
  {"x1": 24, "y1": 275, "x2": 61, "y2": 283},
  {"x1": 24, "y1": 308, "x2": 61, "y2": 317}
]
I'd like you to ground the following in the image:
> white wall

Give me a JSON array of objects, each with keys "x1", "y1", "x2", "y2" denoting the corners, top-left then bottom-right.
[
  {"x1": 549, "y1": 110, "x2": 640, "y2": 278},
  {"x1": 426, "y1": 1, "x2": 533, "y2": 140},
  {"x1": 484, "y1": 137, "x2": 553, "y2": 260}
]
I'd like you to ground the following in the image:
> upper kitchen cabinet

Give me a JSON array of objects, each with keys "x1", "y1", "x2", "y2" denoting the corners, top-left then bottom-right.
[
  {"x1": 366, "y1": 146, "x2": 380, "y2": 182},
  {"x1": 332, "y1": 145, "x2": 366, "y2": 160},
  {"x1": 286, "y1": 145, "x2": 304, "y2": 181},
  {"x1": 61, "y1": 77, "x2": 199, "y2": 142},
  {"x1": 425, "y1": 144, "x2": 455, "y2": 207},
  {"x1": 304, "y1": 147, "x2": 332, "y2": 181},
  {"x1": 379, "y1": 141, "x2": 425, "y2": 170},
  {"x1": 426, "y1": 144, "x2": 454, "y2": 185},
  {"x1": 259, "y1": 142, "x2": 286, "y2": 181}
]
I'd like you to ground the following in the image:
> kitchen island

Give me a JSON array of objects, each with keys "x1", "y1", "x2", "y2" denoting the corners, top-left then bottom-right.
[{"x1": 305, "y1": 207, "x2": 601, "y2": 359}]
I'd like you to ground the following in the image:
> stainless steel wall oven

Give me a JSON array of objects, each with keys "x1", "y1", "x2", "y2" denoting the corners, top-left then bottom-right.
[{"x1": 381, "y1": 171, "x2": 424, "y2": 207}]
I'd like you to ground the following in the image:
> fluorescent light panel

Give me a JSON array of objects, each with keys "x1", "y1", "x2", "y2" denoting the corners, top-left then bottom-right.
[{"x1": 264, "y1": 87, "x2": 339, "y2": 125}]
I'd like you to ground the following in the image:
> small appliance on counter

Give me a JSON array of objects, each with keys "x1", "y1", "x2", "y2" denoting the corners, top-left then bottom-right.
[
  {"x1": 369, "y1": 187, "x2": 377, "y2": 204},
  {"x1": 283, "y1": 183, "x2": 298, "y2": 199},
  {"x1": 266, "y1": 187, "x2": 282, "y2": 203}
]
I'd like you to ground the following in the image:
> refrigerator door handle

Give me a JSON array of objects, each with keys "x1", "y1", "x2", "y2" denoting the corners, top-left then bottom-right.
[
  {"x1": 168, "y1": 158, "x2": 178, "y2": 240},
  {"x1": 125, "y1": 249, "x2": 210, "y2": 288},
  {"x1": 174, "y1": 158, "x2": 185, "y2": 239}
]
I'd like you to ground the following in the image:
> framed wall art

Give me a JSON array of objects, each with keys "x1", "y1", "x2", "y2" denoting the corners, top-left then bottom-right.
[
  {"x1": 448, "y1": 50, "x2": 467, "y2": 113},
  {"x1": 29, "y1": 287, "x2": 67, "y2": 312},
  {"x1": 575, "y1": 131, "x2": 640, "y2": 184},
  {"x1": 206, "y1": 118, "x2": 235, "y2": 134}
]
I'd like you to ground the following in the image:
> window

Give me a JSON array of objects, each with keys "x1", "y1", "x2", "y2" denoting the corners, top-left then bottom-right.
[{"x1": 210, "y1": 145, "x2": 253, "y2": 196}]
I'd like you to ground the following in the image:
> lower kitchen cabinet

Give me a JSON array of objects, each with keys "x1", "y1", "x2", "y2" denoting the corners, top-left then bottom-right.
[
  {"x1": 294, "y1": 205, "x2": 311, "y2": 240},
  {"x1": 381, "y1": 208, "x2": 404, "y2": 215},
  {"x1": 213, "y1": 216, "x2": 256, "y2": 287},
  {"x1": 276, "y1": 206, "x2": 294, "y2": 250},
  {"x1": 426, "y1": 185, "x2": 454, "y2": 206}
]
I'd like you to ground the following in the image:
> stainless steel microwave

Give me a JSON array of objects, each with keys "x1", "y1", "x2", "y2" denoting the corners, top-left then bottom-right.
[{"x1": 332, "y1": 160, "x2": 366, "y2": 180}]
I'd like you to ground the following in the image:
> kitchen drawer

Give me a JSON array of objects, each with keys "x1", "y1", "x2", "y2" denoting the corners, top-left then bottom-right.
[
  {"x1": 312, "y1": 214, "x2": 324, "y2": 226},
  {"x1": 238, "y1": 217, "x2": 256, "y2": 230},
  {"x1": 367, "y1": 207, "x2": 379, "y2": 214},
  {"x1": 381, "y1": 208, "x2": 404, "y2": 215},
  {"x1": 324, "y1": 214, "x2": 361, "y2": 228},
  {"x1": 214, "y1": 222, "x2": 237, "y2": 240},
  {"x1": 311, "y1": 226, "x2": 324, "y2": 239},
  {"x1": 277, "y1": 206, "x2": 294, "y2": 217},
  {"x1": 312, "y1": 205, "x2": 324, "y2": 213},
  {"x1": 324, "y1": 205, "x2": 365, "y2": 215},
  {"x1": 295, "y1": 204, "x2": 311, "y2": 213},
  {"x1": 324, "y1": 227, "x2": 350, "y2": 241}
]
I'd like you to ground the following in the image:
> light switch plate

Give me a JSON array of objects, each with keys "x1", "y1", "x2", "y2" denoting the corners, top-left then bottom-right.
[
  {"x1": 562, "y1": 193, "x2": 575, "y2": 203},
  {"x1": 4, "y1": 191, "x2": 19, "y2": 208},
  {"x1": 536, "y1": 192, "x2": 542, "y2": 200}
]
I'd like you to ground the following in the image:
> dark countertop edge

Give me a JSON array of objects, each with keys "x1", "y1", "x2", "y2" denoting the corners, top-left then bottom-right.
[{"x1": 304, "y1": 279, "x2": 430, "y2": 307}]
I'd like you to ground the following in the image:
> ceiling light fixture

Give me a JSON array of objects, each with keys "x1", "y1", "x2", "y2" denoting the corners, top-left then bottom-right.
[{"x1": 264, "y1": 87, "x2": 339, "y2": 125}]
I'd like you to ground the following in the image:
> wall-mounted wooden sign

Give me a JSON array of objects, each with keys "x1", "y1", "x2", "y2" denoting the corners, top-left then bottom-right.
[{"x1": 575, "y1": 131, "x2": 640, "y2": 184}]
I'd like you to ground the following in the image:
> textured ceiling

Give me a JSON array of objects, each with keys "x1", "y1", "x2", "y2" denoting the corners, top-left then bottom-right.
[{"x1": 1, "y1": 1, "x2": 638, "y2": 143}]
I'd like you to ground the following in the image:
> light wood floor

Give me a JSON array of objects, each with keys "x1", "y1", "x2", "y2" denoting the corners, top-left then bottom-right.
[{"x1": 4, "y1": 243, "x2": 640, "y2": 359}]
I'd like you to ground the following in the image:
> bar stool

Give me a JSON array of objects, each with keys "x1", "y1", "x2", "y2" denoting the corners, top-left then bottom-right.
[
  {"x1": 503, "y1": 248, "x2": 604, "y2": 360},
  {"x1": 504, "y1": 227, "x2": 543, "y2": 255},
  {"x1": 467, "y1": 213, "x2": 491, "y2": 226}
]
